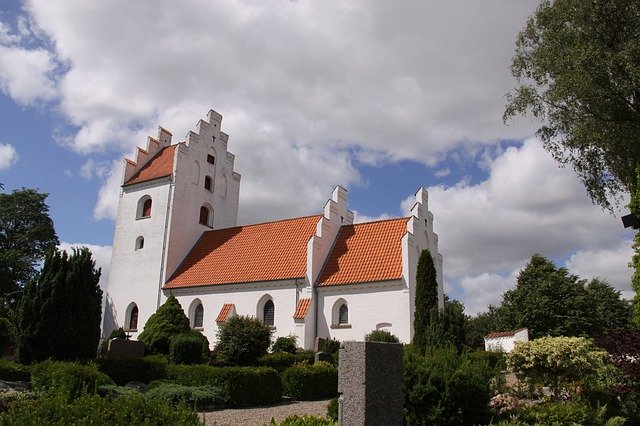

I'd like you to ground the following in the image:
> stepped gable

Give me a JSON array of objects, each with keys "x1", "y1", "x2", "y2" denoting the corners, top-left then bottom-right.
[
  {"x1": 123, "y1": 144, "x2": 178, "y2": 186},
  {"x1": 122, "y1": 125, "x2": 177, "y2": 186},
  {"x1": 165, "y1": 215, "x2": 322, "y2": 288},
  {"x1": 318, "y1": 217, "x2": 409, "y2": 286}
]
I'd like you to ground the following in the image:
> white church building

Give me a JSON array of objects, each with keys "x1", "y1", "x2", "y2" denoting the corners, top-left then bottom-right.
[{"x1": 102, "y1": 110, "x2": 444, "y2": 350}]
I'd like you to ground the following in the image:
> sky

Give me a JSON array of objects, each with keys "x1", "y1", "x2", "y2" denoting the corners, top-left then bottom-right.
[{"x1": 0, "y1": 0, "x2": 635, "y2": 316}]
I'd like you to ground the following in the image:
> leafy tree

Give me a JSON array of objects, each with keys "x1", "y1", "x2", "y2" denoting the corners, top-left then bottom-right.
[
  {"x1": 584, "y1": 278, "x2": 632, "y2": 335},
  {"x1": 215, "y1": 315, "x2": 272, "y2": 366},
  {"x1": 508, "y1": 336, "x2": 609, "y2": 399},
  {"x1": 413, "y1": 249, "x2": 438, "y2": 353},
  {"x1": 423, "y1": 298, "x2": 466, "y2": 353},
  {"x1": 271, "y1": 335, "x2": 298, "y2": 353},
  {"x1": 16, "y1": 247, "x2": 102, "y2": 363},
  {"x1": 364, "y1": 329, "x2": 400, "y2": 343},
  {"x1": 138, "y1": 294, "x2": 191, "y2": 355},
  {"x1": 464, "y1": 306, "x2": 501, "y2": 350},
  {"x1": 504, "y1": 0, "x2": 640, "y2": 210},
  {"x1": 0, "y1": 188, "x2": 59, "y2": 306}
]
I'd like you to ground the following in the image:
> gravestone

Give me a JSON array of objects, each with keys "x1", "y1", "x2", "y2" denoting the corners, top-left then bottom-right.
[
  {"x1": 107, "y1": 338, "x2": 145, "y2": 359},
  {"x1": 338, "y1": 341, "x2": 403, "y2": 426}
]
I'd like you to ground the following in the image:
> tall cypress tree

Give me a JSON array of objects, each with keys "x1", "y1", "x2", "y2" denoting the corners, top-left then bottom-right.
[
  {"x1": 16, "y1": 248, "x2": 102, "y2": 363},
  {"x1": 413, "y1": 249, "x2": 438, "y2": 353}
]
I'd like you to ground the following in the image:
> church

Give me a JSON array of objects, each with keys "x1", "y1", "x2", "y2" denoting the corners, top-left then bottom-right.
[{"x1": 102, "y1": 110, "x2": 444, "y2": 349}]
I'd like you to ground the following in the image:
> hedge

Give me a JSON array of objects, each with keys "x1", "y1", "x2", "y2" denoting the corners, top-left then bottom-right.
[
  {"x1": 145, "y1": 383, "x2": 225, "y2": 409},
  {"x1": 31, "y1": 361, "x2": 114, "y2": 402},
  {"x1": 281, "y1": 364, "x2": 338, "y2": 400},
  {"x1": 0, "y1": 359, "x2": 30, "y2": 382},
  {"x1": 96, "y1": 356, "x2": 168, "y2": 385},
  {"x1": 167, "y1": 364, "x2": 282, "y2": 407},
  {"x1": 258, "y1": 352, "x2": 297, "y2": 373}
]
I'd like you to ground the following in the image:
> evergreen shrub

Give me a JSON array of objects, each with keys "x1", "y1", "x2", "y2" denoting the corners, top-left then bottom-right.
[
  {"x1": 271, "y1": 335, "x2": 298, "y2": 353},
  {"x1": 96, "y1": 356, "x2": 168, "y2": 385},
  {"x1": 0, "y1": 358, "x2": 30, "y2": 382},
  {"x1": 96, "y1": 384, "x2": 139, "y2": 399},
  {"x1": 216, "y1": 315, "x2": 272, "y2": 366},
  {"x1": 170, "y1": 332, "x2": 208, "y2": 365},
  {"x1": 145, "y1": 383, "x2": 225, "y2": 408},
  {"x1": 259, "y1": 352, "x2": 297, "y2": 373},
  {"x1": 31, "y1": 361, "x2": 114, "y2": 402},
  {"x1": 281, "y1": 363, "x2": 338, "y2": 400},
  {"x1": 0, "y1": 392, "x2": 200, "y2": 425},
  {"x1": 166, "y1": 364, "x2": 282, "y2": 406},
  {"x1": 364, "y1": 330, "x2": 400, "y2": 343},
  {"x1": 294, "y1": 350, "x2": 315, "y2": 365},
  {"x1": 138, "y1": 294, "x2": 191, "y2": 355}
]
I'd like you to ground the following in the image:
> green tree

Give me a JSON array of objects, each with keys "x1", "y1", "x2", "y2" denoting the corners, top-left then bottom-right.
[
  {"x1": 0, "y1": 188, "x2": 59, "y2": 306},
  {"x1": 584, "y1": 277, "x2": 632, "y2": 335},
  {"x1": 464, "y1": 306, "x2": 501, "y2": 350},
  {"x1": 424, "y1": 298, "x2": 466, "y2": 353},
  {"x1": 504, "y1": 0, "x2": 640, "y2": 210},
  {"x1": 364, "y1": 329, "x2": 400, "y2": 343},
  {"x1": 413, "y1": 249, "x2": 438, "y2": 353},
  {"x1": 216, "y1": 315, "x2": 272, "y2": 366},
  {"x1": 16, "y1": 247, "x2": 102, "y2": 363},
  {"x1": 630, "y1": 165, "x2": 640, "y2": 327},
  {"x1": 138, "y1": 294, "x2": 191, "y2": 355}
]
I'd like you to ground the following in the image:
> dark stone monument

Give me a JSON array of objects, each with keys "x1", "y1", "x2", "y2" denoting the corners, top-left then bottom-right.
[
  {"x1": 107, "y1": 338, "x2": 145, "y2": 359},
  {"x1": 338, "y1": 341, "x2": 403, "y2": 426}
]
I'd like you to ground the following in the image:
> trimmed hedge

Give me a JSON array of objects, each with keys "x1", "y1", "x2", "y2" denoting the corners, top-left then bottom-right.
[
  {"x1": 96, "y1": 356, "x2": 168, "y2": 385},
  {"x1": 0, "y1": 359, "x2": 30, "y2": 382},
  {"x1": 281, "y1": 364, "x2": 338, "y2": 400},
  {"x1": 167, "y1": 364, "x2": 282, "y2": 407},
  {"x1": 0, "y1": 392, "x2": 200, "y2": 425},
  {"x1": 170, "y1": 333, "x2": 206, "y2": 365},
  {"x1": 259, "y1": 352, "x2": 297, "y2": 373},
  {"x1": 145, "y1": 383, "x2": 225, "y2": 409},
  {"x1": 31, "y1": 361, "x2": 114, "y2": 402}
]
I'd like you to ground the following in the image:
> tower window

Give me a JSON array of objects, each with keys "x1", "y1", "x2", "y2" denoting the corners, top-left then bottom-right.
[
  {"x1": 207, "y1": 154, "x2": 215, "y2": 165},
  {"x1": 263, "y1": 300, "x2": 275, "y2": 326},
  {"x1": 204, "y1": 176, "x2": 212, "y2": 191},
  {"x1": 135, "y1": 236, "x2": 144, "y2": 250},
  {"x1": 199, "y1": 205, "x2": 213, "y2": 226},
  {"x1": 137, "y1": 196, "x2": 153, "y2": 219},
  {"x1": 193, "y1": 303, "x2": 204, "y2": 328},
  {"x1": 142, "y1": 199, "x2": 152, "y2": 217},
  {"x1": 128, "y1": 305, "x2": 139, "y2": 330}
]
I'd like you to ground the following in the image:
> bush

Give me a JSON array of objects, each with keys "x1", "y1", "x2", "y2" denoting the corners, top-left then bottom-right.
[
  {"x1": 515, "y1": 401, "x2": 591, "y2": 425},
  {"x1": 216, "y1": 315, "x2": 272, "y2": 366},
  {"x1": 467, "y1": 349, "x2": 506, "y2": 371},
  {"x1": 167, "y1": 364, "x2": 282, "y2": 407},
  {"x1": 281, "y1": 364, "x2": 338, "y2": 400},
  {"x1": 0, "y1": 391, "x2": 35, "y2": 413},
  {"x1": 96, "y1": 356, "x2": 168, "y2": 385},
  {"x1": 99, "y1": 327, "x2": 126, "y2": 357},
  {"x1": 327, "y1": 398, "x2": 338, "y2": 421},
  {"x1": 294, "y1": 350, "x2": 315, "y2": 365},
  {"x1": 138, "y1": 294, "x2": 191, "y2": 355},
  {"x1": 31, "y1": 361, "x2": 114, "y2": 402},
  {"x1": 272, "y1": 335, "x2": 298, "y2": 353},
  {"x1": 0, "y1": 317, "x2": 15, "y2": 355},
  {"x1": 270, "y1": 415, "x2": 338, "y2": 425},
  {"x1": 170, "y1": 332, "x2": 208, "y2": 365},
  {"x1": 0, "y1": 359, "x2": 30, "y2": 382},
  {"x1": 364, "y1": 330, "x2": 400, "y2": 343},
  {"x1": 97, "y1": 384, "x2": 139, "y2": 399},
  {"x1": 321, "y1": 338, "x2": 340, "y2": 355},
  {"x1": 145, "y1": 383, "x2": 225, "y2": 409},
  {"x1": 403, "y1": 346, "x2": 496, "y2": 425},
  {"x1": 0, "y1": 392, "x2": 200, "y2": 425},
  {"x1": 259, "y1": 352, "x2": 297, "y2": 373}
]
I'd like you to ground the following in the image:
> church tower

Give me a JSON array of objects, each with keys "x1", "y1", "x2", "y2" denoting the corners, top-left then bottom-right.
[{"x1": 103, "y1": 110, "x2": 241, "y2": 338}]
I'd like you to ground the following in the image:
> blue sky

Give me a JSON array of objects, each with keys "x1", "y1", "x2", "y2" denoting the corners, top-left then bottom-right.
[{"x1": 0, "y1": 0, "x2": 634, "y2": 315}]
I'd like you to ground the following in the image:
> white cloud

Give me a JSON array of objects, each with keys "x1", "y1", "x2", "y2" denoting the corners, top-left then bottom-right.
[
  {"x1": 0, "y1": 143, "x2": 18, "y2": 170},
  {"x1": 0, "y1": 45, "x2": 57, "y2": 104},
  {"x1": 435, "y1": 168, "x2": 451, "y2": 178},
  {"x1": 352, "y1": 210, "x2": 392, "y2": 224},
  {"x1": 58, "y1": 242, "x2": 112, "y2": 295},
  {"x1": 459, "y1": 270, "x2": 521, "y2": 316},
  {"x1": 93, "y1": 159, "x2": 123, "y2": 220}
]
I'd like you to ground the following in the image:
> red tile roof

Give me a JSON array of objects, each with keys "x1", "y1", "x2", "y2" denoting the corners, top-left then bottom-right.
[
  {"x1": 484, "y1": 328, "x2": 528, "y2": 339},
  {"x1": 318, "y1": 218, "x2": 408, "y2": 286},
  {"x1": 216, "y1": 303, "x2": 235, "y2": 322},
  {"x1": 124, "y1": 145, "x2": 177, "y2": 186},
  {"x1": 165, "y1": 215, "x2": 322, "y2": 288},
  {"x1": 293, "y1": 298, "x2": 311, "y2": 319}
]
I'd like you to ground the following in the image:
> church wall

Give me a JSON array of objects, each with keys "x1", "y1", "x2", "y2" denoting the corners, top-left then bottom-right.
[{"x1": 316, "y1": 280, "x2": 411, "y2": 343}]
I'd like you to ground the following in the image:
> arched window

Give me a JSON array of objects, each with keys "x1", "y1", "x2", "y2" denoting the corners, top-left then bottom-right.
[
  {"x1": 339, "y1": 304, "x2": 349, "y2": 325},
  {"x1": 137, "y1": 196, "x2": 152, "y2": 219},
  {"x1": 142, "y1": 199, "x2": 152, "y2": 217},
  {"x1": 193, "y1": 303, "x2": 204, "y2": 328},
  {"x1": 127, "y1": 304, "x2": 139, "y2": 330},
  {"x1": 199, "y1": 206, "x2": 209, "y2": 226},
  {"x1": 263, "y1": 300, "x2": 275, "y2": 326},
  {"x1": 204, "y1": 175, "x2": 212, "y2": 191},
  {"x1": 135, "y1": 236, "x2": 144, "y2": 250}
]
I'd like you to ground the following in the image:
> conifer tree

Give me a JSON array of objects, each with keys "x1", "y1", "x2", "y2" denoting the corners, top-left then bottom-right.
[
  {"x1": 138, "y1": 294, "x2": 191, "y2": 355},
  {"x1": 16, "y1": 247, "x2": 102, "y2": 363},
  {"x1": 413, "y1": 249, "x2": 438, "y2": 353}
]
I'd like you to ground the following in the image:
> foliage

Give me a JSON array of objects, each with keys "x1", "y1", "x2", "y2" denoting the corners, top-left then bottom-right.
[
  {"x1": 631, "y1": 169, "x2": 640, "y2": 326},
  {"x1": 166, "y1": 364, "x2": 282, "y2": 407},
  {"x1": 403, "y1": 346, "x2": 496, "y2": 425},
  {"x1": 466, "y1": 350, "x2": 506, "y2": 372},
  {"x1": 326, "y1": 397, "x2": 338, "y2": 422},
  {"x1": 413, "y1": 249, "x2": 438, "y2": 353},
  {"x1": 259, "y1": 352, "x2": 297, "y2": 373},
  {"x1": 216, "y1": 315, "x2": 272, "y2": 366},
  {"x1": 272, "y1": 335, "x2": 298, "y2": 353},
  {"x1": 138, "y1": 294, "x2": 191, "y2": 355},
  {"x1": 503, "y1": 0, "x2": 640, "y2": 210},
  {"x1": 16, "y1": 247, "x2": 102, "y2": 363},
  {"x1": 270, "y1": 415, "x2": 337, "y2": 426},
  {"x1": 99, "y1": 327, "x2": 126, "y2": 358},
  {"x1": 0, "y1": 359, "x2": 30, "y2": 382},
  {"x1": 31, "y1": 361, "x2": 114, "y2": 402},
  {"x1": 281, "y1": 363, "x2": 338, "y2": 401},
  {"x1": 145, "y1": 383, "x2": 225, "y2": 409},
  {"x1": 96, "y1": 384, "x2": 139, "y2": 399},
  {"x1": 364, "y1": 329, "x2": 399, "y2": 343},
  {"x1": 495, "y1": 254, "x2": 630, "y2": 339},
  {"x1": 423, "y1": 297, "x2": 466, "y2": 352},
  {"x1": 96, "y1": 356, "x2": 168, "y2": 386},
  {"x1": 170, "y1": 332, "x2": 209, "y2": 365},
  {"x1": 0, "y1": 188, "x2": 59, "y2": 307},
  {"x1": 0, "y1": 392, "x2": 201, "y2": 425},
  {"x1": 0, "y1": 317, "x2": 14, "y2": 355},
  {"x1": 513, "y1": 401, "x2": 625, "y2": 426},
  {"x1": 507, "y1": 336, "x2": 608, "y2": 398},
  {"x1": 294, "y1": 349, "x2": 316, "y2": 365},
  {"x1": 464, "y1": 306, "x2": 501, "y2": 349}
]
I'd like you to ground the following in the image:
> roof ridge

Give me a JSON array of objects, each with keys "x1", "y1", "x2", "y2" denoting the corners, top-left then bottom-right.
[
  {"x1": 210, "y1": 214, "x2": 323, "y2": 232},
  {"x1": 351, "y1": 216, "x2": 410, "y2": 226}
]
